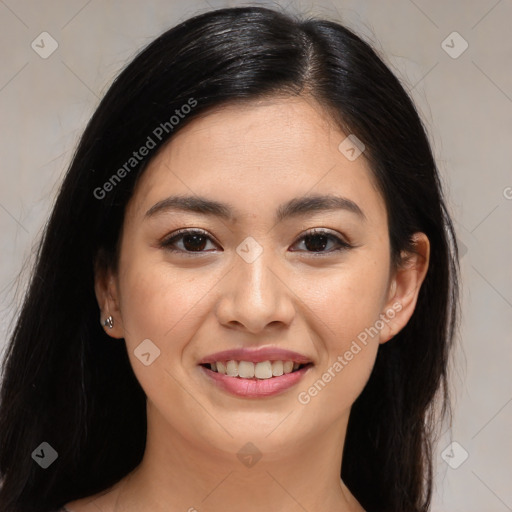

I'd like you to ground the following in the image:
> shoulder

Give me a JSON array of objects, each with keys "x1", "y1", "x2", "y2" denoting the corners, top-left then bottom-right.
[
  {"x1": 60, "y1": 470, "x2": 129, "y2": 511},
  {"x1": 58, "y1": 500, "x2": 96, "y2": 512},
  {"x1": 60, "y1": 484, "x2": 121, "y2": 512},
  {"x1": 60, "y1": 498, "x2": 108, "y2": 512}
]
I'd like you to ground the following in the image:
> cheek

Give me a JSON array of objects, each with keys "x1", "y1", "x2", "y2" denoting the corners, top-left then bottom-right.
[
  {"x1": 296, "y1": 342, "x2": 378, "y2": 431},
  {"x1": 300, "y1": 256, "x2": 390, "y2": 346},
  {"x1": 293, "y1": 257, "x2": 388, "y2": 413},
  {"x1": 115, "y1": 259, "x2": 208, "y2": 402},
  {"x1": 118, "y1": 266, "x2": 178, "y2": 342},
  {"x1": 116, "y1": 252, "x2": 220, "y2": 359}
]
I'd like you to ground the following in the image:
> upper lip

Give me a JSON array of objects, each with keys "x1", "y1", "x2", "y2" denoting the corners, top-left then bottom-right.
[{"x1": 198, "y1": 347, "x2": 313, "y2": 365}]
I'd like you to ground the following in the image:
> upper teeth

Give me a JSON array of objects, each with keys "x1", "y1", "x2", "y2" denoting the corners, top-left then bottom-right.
[{"x1": 210, "y1": 360, "x2": 301, "y2": 379}]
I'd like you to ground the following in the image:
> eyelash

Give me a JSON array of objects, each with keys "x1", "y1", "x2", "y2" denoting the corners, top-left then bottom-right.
[{"x1": 160, "y1": 228, "x2": 353, "y2": 256}]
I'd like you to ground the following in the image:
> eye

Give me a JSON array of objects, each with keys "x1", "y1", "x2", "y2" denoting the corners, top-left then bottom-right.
[
  {"x1": 160, "y1": 228, "x2": 353, "y2": 256},
  {"x1": 290, "y1": 228, "x2": 353, "y2": 254},
  {"x1": 160, "y1": 229, "x2": 220, "y2": 254}
]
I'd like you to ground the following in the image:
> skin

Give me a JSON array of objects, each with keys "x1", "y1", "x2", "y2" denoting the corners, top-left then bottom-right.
[{"x1": 67, "y1": 95, "x2": 429, "y2": 512}]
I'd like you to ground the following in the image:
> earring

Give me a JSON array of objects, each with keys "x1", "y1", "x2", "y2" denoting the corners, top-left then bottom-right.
[{"x1": 103, "y1": 315, "x2": 114, "y2": 329}]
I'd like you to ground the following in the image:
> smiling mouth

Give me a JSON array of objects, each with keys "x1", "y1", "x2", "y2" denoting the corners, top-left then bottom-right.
[{"x1": 200, "y1": 360, "x2": 313, "y2": 380}]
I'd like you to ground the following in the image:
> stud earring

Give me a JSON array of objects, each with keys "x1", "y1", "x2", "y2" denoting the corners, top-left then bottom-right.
[{"x1": 103, "y1": 315, "x2": 114, "y2": 329}]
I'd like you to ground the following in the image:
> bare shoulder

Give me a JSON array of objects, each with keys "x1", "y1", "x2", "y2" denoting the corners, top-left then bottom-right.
[{"x1": 63, "y1": 483, "x2": 121, "y2": 512}]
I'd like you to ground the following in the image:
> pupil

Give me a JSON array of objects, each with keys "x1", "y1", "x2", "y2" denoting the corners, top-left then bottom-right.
[
  {"x1": 183, "y1": 234, "x2": 207, "y2": 251},
  {"x1": 305, "y1": 234, "x2": 328, "y2": 252}
]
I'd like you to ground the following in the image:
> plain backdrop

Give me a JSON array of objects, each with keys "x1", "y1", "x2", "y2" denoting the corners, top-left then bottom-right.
[{"x1": 0, "y1": 1, "x2": 511, "y2": 510}]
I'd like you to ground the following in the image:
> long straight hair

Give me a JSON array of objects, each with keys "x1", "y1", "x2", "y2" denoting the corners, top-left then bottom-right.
[{"x1": 0, "y1": 6, "x2": 459, "y2": 512}]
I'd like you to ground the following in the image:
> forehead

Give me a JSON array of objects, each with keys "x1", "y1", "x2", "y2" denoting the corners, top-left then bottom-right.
[{"x1": 126, "y1": 96, "x2": 386, "y2": 226}]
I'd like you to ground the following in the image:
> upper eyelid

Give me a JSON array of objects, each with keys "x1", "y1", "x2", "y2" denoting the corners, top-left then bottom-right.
[{"x1": 164, "y1": 227, "x2": 220, "y2": 245}]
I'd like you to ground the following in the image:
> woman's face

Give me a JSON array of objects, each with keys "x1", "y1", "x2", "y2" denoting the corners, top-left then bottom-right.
[{"x1": 98, "y1": 96, "x2": 424, "y2": 460}]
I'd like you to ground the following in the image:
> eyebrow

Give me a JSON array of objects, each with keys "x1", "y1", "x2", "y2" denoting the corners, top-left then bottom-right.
[{"x1": 144, "y1": 193, "x2": 366, "y2": 223}]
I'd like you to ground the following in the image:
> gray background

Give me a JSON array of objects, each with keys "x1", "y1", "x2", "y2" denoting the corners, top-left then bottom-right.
[{"x1": 0, "y1": 0, "x2": 511, "y2": 510}]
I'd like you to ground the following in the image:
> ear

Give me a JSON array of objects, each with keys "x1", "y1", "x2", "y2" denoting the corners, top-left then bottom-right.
[
  {"x1": 379, "y1": 232, "x2": 430, "y2": 344},
  {"x1": 94, "y1": 251, "x2": 125, "y2": 339}
]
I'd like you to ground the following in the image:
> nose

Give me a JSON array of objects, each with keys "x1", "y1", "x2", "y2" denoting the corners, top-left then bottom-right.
[{"x1": 215, "y1": 245, "x2": 296, "y2": 334}]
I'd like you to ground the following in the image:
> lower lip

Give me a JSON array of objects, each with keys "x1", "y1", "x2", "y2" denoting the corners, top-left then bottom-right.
[{"x1": 199, "y1": 364, "x2": 312, "y2": 398}]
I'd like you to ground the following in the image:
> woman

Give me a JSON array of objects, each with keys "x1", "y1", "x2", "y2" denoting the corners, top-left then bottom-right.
[{"x1": 0, "y1": 6, "x2": 459, "y2": 512}]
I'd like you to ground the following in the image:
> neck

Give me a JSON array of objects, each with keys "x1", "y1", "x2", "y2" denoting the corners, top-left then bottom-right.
[{"x1": 108, "y1": 402, "x2": 363, "y2": 512}]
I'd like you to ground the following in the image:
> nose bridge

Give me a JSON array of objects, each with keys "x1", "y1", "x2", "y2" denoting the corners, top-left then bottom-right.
[
  {"x1": 216, "y1": 237, "x2": 295, "y2": 332},
  {"x1": 238, "y1": 243, "x2": 274, "y2": 305}
]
